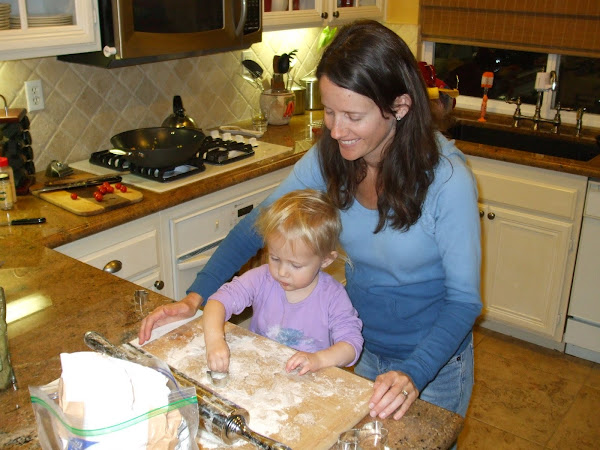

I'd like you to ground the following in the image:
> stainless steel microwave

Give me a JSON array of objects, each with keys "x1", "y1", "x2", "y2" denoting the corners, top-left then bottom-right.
[{"x1": 59, "y1": 0, "x2": 262, "y2": 68}]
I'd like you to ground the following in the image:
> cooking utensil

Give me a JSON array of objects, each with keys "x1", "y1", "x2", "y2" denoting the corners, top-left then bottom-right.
[
  {"x1": 31, "y1": 174, "x2": 123, "y2": 194},
  {"x1": 277, "y1": 50, "x2": 297, "y2": 74},
  {"x1": 110, "y1": 127, "x2": 207, "y2": 169},
  {"x1": 0, "y1": 217, "x2": 46, "y2": 226},
  {"x1": 162, "y1": 96, "x2": 199, "y2": 129},
  {"x1": 83, "y1": 331, "x2": 292, "y2": 450},
  {"x1": 218, "y1": 125, "x2": 263, "y2": 138},
  {"x1": 45, "y1": 160, "x2": 73, "y2": 178},
  {"x1": 242, "y1": 60, "x2": 264, "y2": 91},
  {"x1": 33, "y1": 185, "x2": 143, "y2": 216},
  {"x1": 242, "y1": 59, "x2": 263, "y2": 79},
  {"x1": 207, "y1": 370, "x2": 229, "y2": 387}
]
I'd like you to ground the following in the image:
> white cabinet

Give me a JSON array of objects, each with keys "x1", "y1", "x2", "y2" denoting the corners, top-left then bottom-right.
[
  {"x1": 0, "y1": 0, "x2": 100, "y2": 61},
  {"x1": 162, "y1": 167, "x2": 291, "y2": 301},
  {"x1": 468, "y1": 156, "x2": 587, "y2": 344},
  {"x1": 54, "y1": 167, "x2": 291, "y2": 305},
  {"x1": 56, "y1": 213, "x2": 170, "y2": 297},
  {"x1": 263, "y1": 0, "x2": 385, "y2": 29}
]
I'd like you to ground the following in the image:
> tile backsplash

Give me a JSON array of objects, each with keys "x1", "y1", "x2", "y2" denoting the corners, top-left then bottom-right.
[{"x1": 0, "y1": 23, "x2": 418, "y2": 172}]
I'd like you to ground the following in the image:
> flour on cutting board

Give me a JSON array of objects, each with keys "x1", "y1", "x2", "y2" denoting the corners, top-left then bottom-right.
[{"x1": 140, "y1": 318, "x2": 374, "y2": 450}]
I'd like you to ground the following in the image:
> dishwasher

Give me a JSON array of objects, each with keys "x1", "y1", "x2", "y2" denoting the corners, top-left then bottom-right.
[{"x1": 564, "y1": 179, "x2": 600, "y2": 363}]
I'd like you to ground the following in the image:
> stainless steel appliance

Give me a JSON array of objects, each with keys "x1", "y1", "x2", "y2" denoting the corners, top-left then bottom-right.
[
  {"x1": 564, "y1": 179, "x2": 600, "y2": 363},
  {"x1": 58, "y1": 0, "x2": 262, "y2": 67}
]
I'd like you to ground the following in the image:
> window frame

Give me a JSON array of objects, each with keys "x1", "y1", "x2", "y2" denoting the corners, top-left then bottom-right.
[{"x1": 422, "y1": 41, "x2": 600, "y2": 130}]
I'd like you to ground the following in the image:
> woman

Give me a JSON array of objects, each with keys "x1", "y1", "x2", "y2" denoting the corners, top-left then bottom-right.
[{"x1": 140, "y1": 20, "x2": 481, "y2": 421}]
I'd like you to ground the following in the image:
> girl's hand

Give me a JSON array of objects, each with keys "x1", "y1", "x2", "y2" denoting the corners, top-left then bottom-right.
[
  {"x1": 206, "y1": 339, "x2": 231, "y2": 373},
  {"x1": 285, "y1": 351, "x2": 322, "y2": 375},
  {"x1": 368, "y1": 370, "x2": 418, "y2": 420},
  {"x1": 138, "y1": 293, "x2": 201, "y2": 344}
]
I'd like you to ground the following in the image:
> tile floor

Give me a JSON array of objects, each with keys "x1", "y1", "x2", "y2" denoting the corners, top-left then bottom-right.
[{"x1": 458, "y1": 326, "x2": 600, "y2": 449}]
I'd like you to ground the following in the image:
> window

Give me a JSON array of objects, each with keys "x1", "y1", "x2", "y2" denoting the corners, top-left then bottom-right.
[
  {"x1": 433, "y1": 43, "x2": 547, "y2": 105},
  {"x1": 557, "y1": 56, "x2": 600, "y2": 115},
  {"x1": 422, "y1": 42, "x2": 600, "y2": 130}
]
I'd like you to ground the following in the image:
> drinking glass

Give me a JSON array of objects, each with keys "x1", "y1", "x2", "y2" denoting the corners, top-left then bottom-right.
[
  {"x1": 133, "y1": 289, "x2": 149, "y2": 317},
  {"x1": 337, "y1": 428, "x2": 360, "y2": 450},
  {"x1": 251, "y1": 107, "x2": 268, "y2": 132}
]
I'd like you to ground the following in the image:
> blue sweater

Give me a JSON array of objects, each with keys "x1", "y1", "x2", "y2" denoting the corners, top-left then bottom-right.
[{"x1": 189, "y1": 133, "x2": 482, "y2": 391}]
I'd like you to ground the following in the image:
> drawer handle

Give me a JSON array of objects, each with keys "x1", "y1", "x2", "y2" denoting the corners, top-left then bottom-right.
[
  {"x1": 479, "y1": 210, "x2": 484, "y2": 218},
  {"x1": 487, "y1": 212, "x2": 496, "y2": 220},
  {"x1": 103, "y1": 260, "x2": 122, "y2": 273},
  {"x1": 154, "y1": 280, "x2": 165, "y2": 290}
]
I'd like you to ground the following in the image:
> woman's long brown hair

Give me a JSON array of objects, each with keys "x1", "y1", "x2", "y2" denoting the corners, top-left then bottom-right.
[{"x1": 316, "y1": 20, "x2": 439, "y2": 233}]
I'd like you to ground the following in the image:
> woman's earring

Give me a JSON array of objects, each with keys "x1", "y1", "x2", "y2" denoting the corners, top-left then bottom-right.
[{"x1": 396, "y1": 115, "x2": 402, "y2": 121}]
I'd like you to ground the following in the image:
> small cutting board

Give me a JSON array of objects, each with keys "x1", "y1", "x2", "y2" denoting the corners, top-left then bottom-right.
[
  {"x1": 140, "y1": 317, "x2": 374, "y2": 450},
  {"x1": 33, "y1": 185, "x2": 143, "y2": 216}
]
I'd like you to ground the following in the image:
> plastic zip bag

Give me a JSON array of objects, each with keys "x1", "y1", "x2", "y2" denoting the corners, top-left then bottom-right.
[{"x1": 29, "y1": 353, "x2": 199, "y2": 450}]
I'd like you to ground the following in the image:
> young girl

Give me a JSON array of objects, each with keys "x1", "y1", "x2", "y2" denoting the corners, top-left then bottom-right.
[{"x1": 202, "y1": 189, "x2": 363, "y2": 375}]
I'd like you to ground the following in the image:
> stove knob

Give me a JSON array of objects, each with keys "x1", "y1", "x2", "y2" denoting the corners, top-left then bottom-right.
[
  {"x1": 210, "y1": 129, "x2": 220, "y2": 139},
  {"x1": 234, "y1": 134, "x2": 245, "y2": 143},
  {"x1": 222, "y1": 132, "x2": 232, "y2": 141},
  {"x1": 249, "y1": 137, "x2": 258, "y2": 147}
]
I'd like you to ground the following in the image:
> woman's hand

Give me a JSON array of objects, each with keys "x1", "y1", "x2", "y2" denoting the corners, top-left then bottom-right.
[
  {"x1": 368, "y1": 370, "x2": 418, "y2": 420},
  {"x1": 138, "y1": 293, "x2": 202, "y2": 344},
  {"x1": 285, "y1": 352, "x2": 322, "y2": 375}
]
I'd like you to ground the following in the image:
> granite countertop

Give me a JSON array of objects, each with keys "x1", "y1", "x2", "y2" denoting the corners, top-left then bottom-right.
[{"x1": 2, "y1": 109, "x2": 599, "y2": 449}]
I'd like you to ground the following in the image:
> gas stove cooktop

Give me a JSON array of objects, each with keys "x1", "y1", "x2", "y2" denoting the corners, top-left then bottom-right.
[{"x1": 70, "y1": 141, "x2": 294, "y2": 193}]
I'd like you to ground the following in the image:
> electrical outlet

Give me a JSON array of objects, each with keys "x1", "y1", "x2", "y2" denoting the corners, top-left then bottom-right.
[
  {"x1": 241, "y1": 50, "x2": 253, "y2": 62},
  {"x1": 241, "y1": 51, "x2": 255, "y2": 79},
  {"x1": 25, "y1": 79, "x2": 45, "y2": 111}
]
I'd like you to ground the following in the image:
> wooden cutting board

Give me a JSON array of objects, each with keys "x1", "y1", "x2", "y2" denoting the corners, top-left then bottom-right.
[
  {"x1": 33, "y1": 184, "x2": 143, "y2": 216},
  {"x1": 141, "y1": 317, "x2": 374, "y2": 450}
]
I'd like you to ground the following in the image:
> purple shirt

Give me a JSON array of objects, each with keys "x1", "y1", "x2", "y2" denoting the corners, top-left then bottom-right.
[{"x1": 211, "y1": 264, "x2": 364, "y2": 366}]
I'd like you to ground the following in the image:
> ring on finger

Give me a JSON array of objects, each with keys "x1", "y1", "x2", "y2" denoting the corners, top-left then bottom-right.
[{"x1": 401, "y1": 389, "x2": 409, "y2": 397}]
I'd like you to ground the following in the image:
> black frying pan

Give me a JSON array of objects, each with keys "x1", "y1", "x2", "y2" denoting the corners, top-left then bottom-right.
[{"x1": 110, "y1": 127, "x2": 207, "y2": 168}]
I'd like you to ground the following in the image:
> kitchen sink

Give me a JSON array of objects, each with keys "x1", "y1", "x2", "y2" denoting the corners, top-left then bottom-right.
[{"x1": 446, "y1": 121, "x2": 600, "y2": 162}]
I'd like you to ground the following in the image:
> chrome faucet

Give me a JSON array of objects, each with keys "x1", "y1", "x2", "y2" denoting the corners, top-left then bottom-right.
[
  {"x1": 560, "y1": 106, "x2": 587, "y2": 137},
  {"x1": 507, "y1": 71, "x2": 565, "y2": 133}
]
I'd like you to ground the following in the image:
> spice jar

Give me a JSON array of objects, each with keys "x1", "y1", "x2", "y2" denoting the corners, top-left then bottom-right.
[
  {"x1": 0, "y1": 173, "x2": 13, "y2": 210},
  {"x1": 1, "y1": 286, "x2": 17, "y2": 391},
  {"x1": 0, "y1": 156, "x2": 16, "y2": 208}
]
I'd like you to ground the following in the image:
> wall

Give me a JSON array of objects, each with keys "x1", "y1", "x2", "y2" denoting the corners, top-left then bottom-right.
[
  {"x1": 0, "y1": 24, "x2": 418, "y2": 172},
  {"x1": 386, "y1": 0, "x2": 419, "y2": 24}
]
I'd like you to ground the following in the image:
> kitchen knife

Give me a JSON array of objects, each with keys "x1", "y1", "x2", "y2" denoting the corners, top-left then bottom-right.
[
  {"x1": 0, "y1": 217, "x2": 46, "y2": 226},
  {"x1": 31, "y1": 174, "x2": 123, "y2": 194}
]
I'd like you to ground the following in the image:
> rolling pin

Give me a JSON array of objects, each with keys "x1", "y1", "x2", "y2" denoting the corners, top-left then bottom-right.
[{"x1": 84, "y1": 331, "x2": 292, "y2": 450}]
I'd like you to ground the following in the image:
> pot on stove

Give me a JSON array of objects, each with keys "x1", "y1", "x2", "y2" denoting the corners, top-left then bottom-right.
[
  {"x1": 162, "y1": 96, "x2": 199, "y2": 130},
  {"x1": 110, "y1": 127, "x2": 207, "y2": 168}
]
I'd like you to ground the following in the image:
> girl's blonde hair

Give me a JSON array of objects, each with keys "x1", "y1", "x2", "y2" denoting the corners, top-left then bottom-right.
[{"x1": 255, "y1": 189, "x2": 341, "y2": 259}]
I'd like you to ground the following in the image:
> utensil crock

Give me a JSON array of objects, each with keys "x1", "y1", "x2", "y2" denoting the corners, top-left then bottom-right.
[{"x1": 259, "y1": 90, "x2": 295, "y2": 125}]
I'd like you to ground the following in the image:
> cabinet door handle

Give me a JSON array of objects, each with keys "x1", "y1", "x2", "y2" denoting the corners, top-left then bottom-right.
[
  {"x1": 479, "y1": 210, "x2": 484, "y2": 218},
  {"x1": 487, "y1": 212, "x2": 496, "y2": 220},
  {"x1": 333, "y1": 11, "x2": 340, "y2": 18},
  {"x1": 103, "y1": 260, "x2": 122, "y2": 273},
  {"x1": 321, "y1": 12, "x2": 328, "y2": 19},
  {"x1": 154, "y1": 280, "x2": 165, "y2": 290}
]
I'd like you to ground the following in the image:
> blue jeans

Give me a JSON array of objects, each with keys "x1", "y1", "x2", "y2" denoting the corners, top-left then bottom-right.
[{"x1": 354, "y1": 333, "x2": 474, "y2": 417}]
